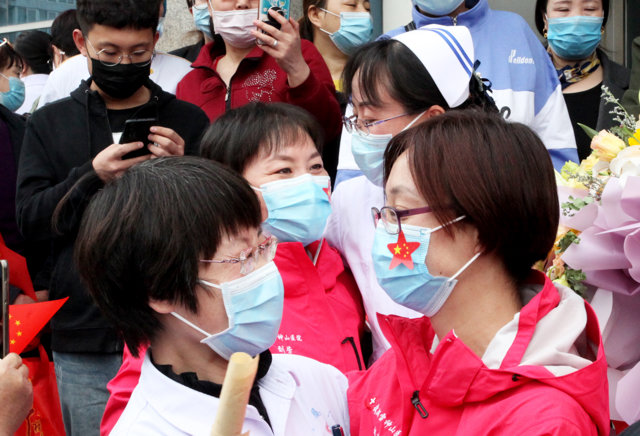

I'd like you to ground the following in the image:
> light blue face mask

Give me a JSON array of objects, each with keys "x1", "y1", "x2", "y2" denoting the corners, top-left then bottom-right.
[
  {"x1": 254, "y1": 174, "x2": 331, "y2": 246},
  {"x1": 193, "y1": 3, "x2": 213, "y2": 40},
  {"x1": 412, "y1": 0, "x2": 464, "y2": 16},
  {"x1": 157, "y1": 17, "x2": 165, "y2": 38},
  {"x1": 547, "y1": 16, "x2": 604, "y2": 61},
  {"x1": 351, "y1": 111, "x2": 425, "y2": 187},
  {"x1": 372, "y1": 219, "x2": 481, "y2": 316},
  {"x1": 171, "y1": 261, "x2": 284, "y2": 360},
  {"x1": 0, "y1": 74, "x2": 25, "y2": 112},
  {"x1": 319, "y1": 10, "x2": 373, "y2": 56}
]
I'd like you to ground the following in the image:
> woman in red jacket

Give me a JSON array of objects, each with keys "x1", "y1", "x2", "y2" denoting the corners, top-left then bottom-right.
[
  {"x1": 347, "y1": 110, "x2": 610, "y2": 435},
  {"x1": 176, "y1": 0, "x2": 342, "y2": 143}
]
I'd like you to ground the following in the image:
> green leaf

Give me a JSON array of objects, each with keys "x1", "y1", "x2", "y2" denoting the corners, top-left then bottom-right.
[
  {"x1": 578, "y1": 123, "x2": 599, "y2": 139},
  {"x1": 557, "y1": 230, "x2": 581, "y2": 253},
  {"x1": 565, "y1": 268, "x2": 587, "y2": 297}
]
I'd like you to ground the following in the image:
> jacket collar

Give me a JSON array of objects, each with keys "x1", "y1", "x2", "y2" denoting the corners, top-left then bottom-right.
[
  {"x1": 412, "y1": 0, "x2": 489, "y2": 28},
  {"x1": 192, "y1": 40, "x2": 266, "y2": 71},
  {"x1": 70, "y1": 78, "x2": 169, "y2": 116}
]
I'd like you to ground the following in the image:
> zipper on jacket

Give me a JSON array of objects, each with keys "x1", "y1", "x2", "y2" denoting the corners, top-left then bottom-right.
[
  {"x1": 224, "y1": 84, "x2": 232, "y2": 111},
  {"x1": 411, "y1": 391, "x2": 429, "y2": 419},
  {"x1": 341, "y1": 337, "x2": 363, "y2": 370},
  {"x1": 452, "y1": 15, "x2": 458, "y2": 25}
]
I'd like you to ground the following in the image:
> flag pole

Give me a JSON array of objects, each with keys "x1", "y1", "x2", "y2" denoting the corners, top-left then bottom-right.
[{"x1": 1, "y1": 260, "x2": 9, "y2": 358}]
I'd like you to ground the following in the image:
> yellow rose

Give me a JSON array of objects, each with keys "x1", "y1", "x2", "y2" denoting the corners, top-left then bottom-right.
[
  {"x1": 591, "y1": 130, "x2": 626, "y2": 162},
  {"x1": 579, "y1": 153, "x2": 599, "y2": 172}
]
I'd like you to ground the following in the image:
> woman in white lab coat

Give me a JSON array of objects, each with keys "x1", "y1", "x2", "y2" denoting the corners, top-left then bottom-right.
[{"x1": 73, "y1": 156, "x2": 349, "y2": 435}]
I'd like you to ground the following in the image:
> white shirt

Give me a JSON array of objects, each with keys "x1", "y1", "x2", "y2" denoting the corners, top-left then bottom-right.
[
  {"x1": 37, "y1": 52, "x2": 192, "y2": 109},
  {"x1": 111, "y1": 353, "x2": 350, "y2": 435},
  {"x1": 323, "y1": 175, "x2": 423, "y2": 362},
  {"x1": 16, "y1": 73, "x2": 48, "y2": 114}
]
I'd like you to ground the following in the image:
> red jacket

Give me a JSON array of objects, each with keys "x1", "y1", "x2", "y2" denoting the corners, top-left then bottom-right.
[
  {"x1": 271, "y1": 241, "x2": 366, "y2": 373},
  {"x1": 175, "y1": 40, "x2": 342, "y2": 141},
  {"x1": 347, "y1": 272, "x2": 610, "y2": 436}
]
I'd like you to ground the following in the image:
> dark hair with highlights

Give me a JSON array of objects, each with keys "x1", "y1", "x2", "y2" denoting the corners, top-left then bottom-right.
[
  {"x1": 74, "y1": 157, "x2": 262, "y2": 357},
  {"x1": 384, "y1": 110, "x2": 559, "y2": 284},
  {"x1": 200, "y1": 102, "x2": 324, "y2": 174},
  {"x1": 76, "y1": 0, "x2": 161, "y2": 35}
]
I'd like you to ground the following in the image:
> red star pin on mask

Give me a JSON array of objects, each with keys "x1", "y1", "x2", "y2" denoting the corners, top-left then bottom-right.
[{"x1": 387, "y1": 230, "x2": 420, "y2": 270}]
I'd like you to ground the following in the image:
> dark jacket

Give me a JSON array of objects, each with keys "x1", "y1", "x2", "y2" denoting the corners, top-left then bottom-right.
[
  {"x1": 622, "y1": 36, "x2": 640, "y2": 118},
  {"x1": 597, "y1": 49, "x2": 631, "y2": 131},
  {"x1": 16, "y1": 79, "x2": 209, "y2": 354},
  {"x1": 169, "y1": 39, "x2": 205, "y2": 64}
]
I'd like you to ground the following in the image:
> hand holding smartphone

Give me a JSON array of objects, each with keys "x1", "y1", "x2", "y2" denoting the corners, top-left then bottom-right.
[
  {"x1": 120, "y1": 118, "x2": 157, "y2": 160},
  {"x1": 259, "y1": 0, "x2": 290, "y2": 31}
]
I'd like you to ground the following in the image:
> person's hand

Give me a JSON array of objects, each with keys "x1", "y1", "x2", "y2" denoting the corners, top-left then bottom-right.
[
  {"x1": 0, "y1": 354, "x2": 33, "y2": 436},
  {"x1": 92, "y1": 142, "x2": 152, "y2": 182},
  {"x1": 253, "y1": 9, "x2": 311, "y2": 88},
  {"x1": 147, "y1": 126, "x2": 186, "y2": 158}
]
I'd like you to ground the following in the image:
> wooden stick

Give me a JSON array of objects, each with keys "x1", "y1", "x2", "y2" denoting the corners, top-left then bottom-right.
[{"x1": 211, "y1": 352, "x2": 260, "y2": 436}]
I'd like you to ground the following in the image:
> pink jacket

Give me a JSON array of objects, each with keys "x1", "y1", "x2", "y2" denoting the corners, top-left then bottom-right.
[{"x1": 347, "y1": 272, "x2": 610, "y2": 435}]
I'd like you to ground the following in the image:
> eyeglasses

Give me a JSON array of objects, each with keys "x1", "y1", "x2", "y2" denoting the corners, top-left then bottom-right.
[
  {"x1": 85, "y1": 39, "x2": 154, "y2": 67},
  {"x1": 371, "y1": 206, "x2": 433, "y2": 235},
  {"x1": 199, "y1": 236, "x2": 278, "y2": 275},
  {"x1": 342, "y1": 113, "x2": 409, "y2": 136}
]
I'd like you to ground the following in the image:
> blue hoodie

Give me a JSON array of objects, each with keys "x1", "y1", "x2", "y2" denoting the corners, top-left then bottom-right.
[{"x1": 382, "y1": 0, "x2": 578, "y2": 170}]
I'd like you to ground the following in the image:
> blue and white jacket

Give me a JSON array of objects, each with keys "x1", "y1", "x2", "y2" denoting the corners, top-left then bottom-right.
[{"x1": 336, "y1": 0, "x2": 577, "y2": 181}]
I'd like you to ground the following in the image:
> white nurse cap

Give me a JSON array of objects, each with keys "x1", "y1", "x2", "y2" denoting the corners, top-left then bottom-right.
[{"x1": 393, "y1": 24, "x2": 475, "y2": 108}]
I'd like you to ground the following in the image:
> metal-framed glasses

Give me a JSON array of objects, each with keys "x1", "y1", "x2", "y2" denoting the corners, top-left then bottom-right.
[
  {"x1": 199, "y1": 236, "x2": 278, "y2": 275},
  {"x1": 371, "y1": 206, "x2": 433, "y2": 235},
  {"x1": 342, "y1": 113, "x2": 409, "y2": 136},
  {"x1": 85, "y1": 39, "x2": 154, "y2": 67}
]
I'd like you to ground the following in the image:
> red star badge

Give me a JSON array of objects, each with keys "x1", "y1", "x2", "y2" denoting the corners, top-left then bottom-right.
[{"x1": 387, "y1": 231, "x2": 420, "y2": 270}]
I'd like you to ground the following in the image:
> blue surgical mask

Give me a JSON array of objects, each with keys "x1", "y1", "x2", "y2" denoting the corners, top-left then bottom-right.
[
  {"x1": 193, "y1": 4, "x2": 213, "y2": 40},
  {"x1": 157, "y1": 17, "x2": 165, "y2": 38},
  {"x1": 319, "y1": 10, "x2": 373, "y2": 56},
  {"x1": 547, "y1": 16, "x2": 604, "y2": 61},
  {"x1": 254, "y1": 174, "x2": 331, "y2": 246},
  {"x1": 171, "y1": 261, "x2": 284, "y2": 360},
  {"x1": 371, "y1": 220, "x2": 481, "y2": 316},
  {"x1": 412, "y1": 0, "x2": 464, "y2": 16},
  {"x1": 350, "y1": 111, "x2": 425, "y2": 187},
  {"x1": 0, "y1": 74, "x2": 25, "y2": 112}
]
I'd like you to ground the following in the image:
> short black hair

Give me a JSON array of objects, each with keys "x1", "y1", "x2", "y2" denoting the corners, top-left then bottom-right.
[
  {"x1": 0, "y1": 41, "x2": 23, "y2": 72},
  {"x1": 534, "y1": 0, "x2": 609, "y2": 35},
  {"x1": 14, "y1": 30, "x2": 52, "y2": 75},
  {"x1": 75, "y1": 157, "x2": 262, "y2": 357},
  {"x1": 384, "y1": 110, "x2": 559, "y2": 284},
  {"x1": 200, "y1": 102, "x2": 324, "y2": 174},
  {"x1": 76, "y1": 0, "x2": 161, "y2": 35},
  {"x1": 51, "y1": 9, "x2": 81, "y2": 57}
]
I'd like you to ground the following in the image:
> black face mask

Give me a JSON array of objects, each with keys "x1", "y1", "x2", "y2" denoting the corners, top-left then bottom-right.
[{"x1": 90, "y1": 57, "x2": 151, "y2": 99}]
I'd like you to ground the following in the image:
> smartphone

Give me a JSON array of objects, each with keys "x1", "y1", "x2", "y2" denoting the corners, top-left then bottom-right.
[
  {"x1": 259, "y1": 0, "x2": 290, "y2": 30},
  {"x1": 120, "y1": 118, "x2": 157, "y2": 160}
]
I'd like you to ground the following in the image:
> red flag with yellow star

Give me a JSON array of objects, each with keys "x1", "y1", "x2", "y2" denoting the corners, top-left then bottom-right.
[
  {"x1": 0, "y1": 234, "x2": 37, "y2": 301},
  {"x1": 387, "y1": 231, "x2": 421, "y2": 270},
  {"x1": 8, "y1": 298, "x2": 68, "y2": 354}
]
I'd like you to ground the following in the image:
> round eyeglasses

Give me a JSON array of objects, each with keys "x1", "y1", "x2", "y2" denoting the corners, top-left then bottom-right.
[
  {"x1": 342, "y1": 113, "x2": 409, "y2": 136},
  {"x1": 199, "y1": 236, "x2": 278, "y2": 276},
  {"x1": 371, "y1": 206, "x2": 433, "y2": 235},
  {"x1": 86, "y1": 39, "x2": 154, "y2": 67}
]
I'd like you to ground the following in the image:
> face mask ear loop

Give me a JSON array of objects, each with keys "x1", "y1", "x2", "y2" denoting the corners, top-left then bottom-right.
[
  {"x1": 403, "y1": 111, "x2": 426, "y2": 131},
  {"x1": 449, "y1": 251, "x2": 482, "y2": 281},
  {"x1": 170, "y1": 312, "x2": 211, "y2": 337},
  {"x1": 251, "y1": 185, "x2": 263, "y2": 193}
]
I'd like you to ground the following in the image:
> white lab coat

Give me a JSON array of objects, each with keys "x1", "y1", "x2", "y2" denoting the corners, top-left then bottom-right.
[
  {"x1": 110, "y1": 352, "x2": 350, "y2": 435},
  {"x1": 16, "y1": 73, "x2": 48, "y2": 114},
  {"x1": 37, "y1": 52, "x2": 192, "y2": 109},
  {"x1": 323, "y1": 175, "x2": 422, "y2": 363}
]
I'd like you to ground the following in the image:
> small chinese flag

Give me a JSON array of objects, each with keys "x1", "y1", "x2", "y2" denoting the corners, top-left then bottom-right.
[
  {"x1": 387, "y1": 231, "x2": 420, "y2": 270},
  {"x1": 8, "y1": 298, "x2": 68, "y2": 354},
  {"x1": 0, "y1": 234, "x2": 37, "y2": 301}
]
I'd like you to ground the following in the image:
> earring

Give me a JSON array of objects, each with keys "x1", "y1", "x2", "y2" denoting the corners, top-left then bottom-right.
[{"x1": 543, "y1": 31, "x2": 547, "y2": 39}]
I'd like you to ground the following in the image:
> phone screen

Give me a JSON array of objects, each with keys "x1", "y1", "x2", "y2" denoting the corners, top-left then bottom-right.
[
  {"x1": 259, "y1": 0, "x2": 291, "y2": 23},
  {"x1": 120, "y1": 118, "x2": 157, "y2": 160}
]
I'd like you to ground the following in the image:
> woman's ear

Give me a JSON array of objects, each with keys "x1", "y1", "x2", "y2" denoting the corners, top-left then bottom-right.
[
  {"x1": 148, "y1": 298, "x2": 176, "y2": 314},
  {"x1": 307, "y1": 5, "x2": 325, "y2": 28}
]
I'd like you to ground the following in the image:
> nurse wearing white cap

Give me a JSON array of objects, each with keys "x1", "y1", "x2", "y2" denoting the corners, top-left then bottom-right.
[{"x1": 324, "y1": 24, "x2": 497, "y2": 362}]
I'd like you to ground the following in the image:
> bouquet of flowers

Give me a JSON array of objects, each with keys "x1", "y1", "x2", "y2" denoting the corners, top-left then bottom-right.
[{"x1": 544, "y1": 86, "x2": 640, "y2": 424}]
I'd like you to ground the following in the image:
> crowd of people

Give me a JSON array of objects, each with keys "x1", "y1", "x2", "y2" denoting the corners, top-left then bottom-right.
[{"x1": 1, "y1": 0, "x2": 639, "y2": 434}]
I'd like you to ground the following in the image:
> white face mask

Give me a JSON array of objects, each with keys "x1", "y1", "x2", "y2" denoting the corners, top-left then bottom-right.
[{"x1": 212, "y1": 9, "x2": 258, "y2": 48}]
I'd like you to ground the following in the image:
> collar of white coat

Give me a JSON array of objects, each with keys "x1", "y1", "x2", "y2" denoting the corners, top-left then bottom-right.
[
  {"x1": 136, "y1": 351, "x2": 297, "y2": 435},
  {"x1": 481, "y1": 279, "x2": 593, "y2": 376}
]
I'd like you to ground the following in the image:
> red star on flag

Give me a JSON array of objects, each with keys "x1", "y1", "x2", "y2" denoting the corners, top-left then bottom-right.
[{"x1": 387, "y1": 231, "x2": 420, "y2": 270}]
